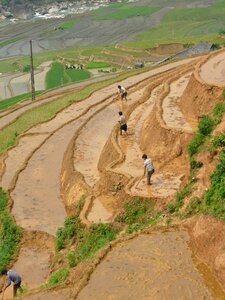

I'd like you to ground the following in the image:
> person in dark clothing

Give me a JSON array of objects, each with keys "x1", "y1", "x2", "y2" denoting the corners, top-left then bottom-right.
[{"x1": 0, "y1": 269, "x2": 22, "y2": 297}]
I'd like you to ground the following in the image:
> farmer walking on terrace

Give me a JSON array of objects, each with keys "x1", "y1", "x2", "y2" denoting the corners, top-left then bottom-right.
[
  {"x1": 118, "y1": 111, "x2": 128, "y2": 136},
  {"x1": 118, "y1": 85, "x2": 128, "y2": 101},
  {"x1": 0, "y1": 269, "x2": 22, "y2": 298},
  {"x1": 142, "y1": 154, "x2": 154, "y2": 185}
]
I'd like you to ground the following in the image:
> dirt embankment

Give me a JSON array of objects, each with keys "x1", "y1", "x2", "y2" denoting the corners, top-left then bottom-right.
[
  {"x1": 188, "y1": 215, "x2": 225, "y2": 290},
  {"x1": 180, "y1": 62, "x2": 223, "y2": 129},
  {"x1": 140, "y1": 66, "x2": 195, "y2": 172}
]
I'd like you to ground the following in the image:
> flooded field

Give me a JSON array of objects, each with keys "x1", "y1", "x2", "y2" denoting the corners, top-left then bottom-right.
[{"x1": 77, "y1": 230, "x2": 225, "y2": 300}]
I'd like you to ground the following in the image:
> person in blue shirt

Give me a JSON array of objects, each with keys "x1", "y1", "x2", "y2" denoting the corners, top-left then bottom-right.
[{"x1": 0, "y1": 269, "x2": 22, "y2": 297}]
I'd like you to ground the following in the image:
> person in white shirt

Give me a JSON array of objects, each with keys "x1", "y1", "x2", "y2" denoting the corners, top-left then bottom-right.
[
  {"x1": 118, "y1": 111, "x2": 127, "y2": 135},
  {"x1": 117, "y1": 85, "x2": 127, "y2": 101},
  {"x1": 142, "y1": 154, "x2": 154, "y2": 185}
]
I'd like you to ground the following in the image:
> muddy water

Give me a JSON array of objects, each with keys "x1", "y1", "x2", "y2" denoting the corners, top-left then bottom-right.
[
  {"x1": 115, "y1": 85, "x2": 162, "y2": 178},
  {"x1": 74, "y1": 84, "x2": 147, "y2": 187},
  {"x1": 87, "y1": 195, "x2": 114, "y2": 223},
  {"x1": 0, "y1": 134, "x2": 48, "y2": 190},
  {"x1": 13, "y1": 247, "x2": 50, "y2": 288},
  {"x1": 77, "y1": 231, "x2": 224, "y2": 300},
  {"x1": 74, "y1": 102, "x2": 119, "y2": 187},
  {"x1": 200, "y1": 51, "x2": 225, "y2": 85},
  {"x1": 131, "y1": 174, "x2": 182, "y2": 198},
  {"x1": 162, "y1": 73, "x2": 192, "y2": 131},
  {"x1": 11, "y1": 96, "x2": 114, "y2": 235},
  {"x1": 10, "y1": 62, "x2": 52, "y2": 96},
  {"x1": 0, "y1": 57, "x2": 197, "y2": 130},
  {"x1": 34, "y1": 61, "x2": 52, "y2": 91},
  {"x1": 0, "y1": 73, "x2": 19, "y2": 99}
]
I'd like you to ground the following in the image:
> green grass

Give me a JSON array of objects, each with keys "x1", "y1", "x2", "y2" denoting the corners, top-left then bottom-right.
[
  {"x1": 56, "y1": 216, "x2": 82, "y2": 251},
  {"x1": 46, "y1": 62, "x2": 90, "y2": 89},
  {"x1": 203, "y1": 150, "x2": 225, "y2": 220},
  {"x1": 167, "y1": 179, "x2": 196, "y2": 213},
  {"x1": 0, "y1": 188, "x2": 22, "y2": 271},
  {"x1": 56, "y1": 216, "x2": 118, "y2": 268},
  {"x1": 0, "y1": 36, "x2": 23, "y2": 48},
  {"x1": 60, "y1": 19, "x2": 76, "y2": 30},
  {"x1": 85, "y1": 61, "x2": 111, "y2": 69},
  {"x1": 96, "y1": 5, "x2": 159, "y2": 20},
  {"x1": 0, "y1": 91, "x2": 43, "y2": 111},
  {"x1": 74, "y1": 223, "x2": 118, "y2": 263},
  {"x1": 0, "y1": 67, "x2": 148, "y2": 154},
  {"x1": 124, "y1": 0, "x2": 225, "y2": 48},
  {"x1": 45, "y1": 268, "x2": 69, "y2": 287},
  {"x1": 116, "y1": 197, "x2": 160, "y2": 234}
]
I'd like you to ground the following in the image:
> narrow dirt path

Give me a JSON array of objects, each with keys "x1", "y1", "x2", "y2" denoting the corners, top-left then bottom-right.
[{"x1": 200, "y1": 50, "x2": 225, "y2": 86}]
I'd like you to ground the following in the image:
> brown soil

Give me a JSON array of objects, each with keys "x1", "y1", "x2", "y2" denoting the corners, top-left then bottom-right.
[
  {"x1": 148, "y1": 43, "x2": 185, "y2": 56},
  {"x1": 1, "y1": 50, "x2": 225, "y2": 298},
  {"x1": 77, "y1": 230, "x2": 224, "y2": 300}
]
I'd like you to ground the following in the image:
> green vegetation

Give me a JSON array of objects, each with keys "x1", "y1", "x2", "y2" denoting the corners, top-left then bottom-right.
[
  {"x1": 96, "y1": 5, "x2": 159, "y2": 20},
  {"x1": 0, "y1": 67, "x2": 148, "y2": 154},
  {"x1": 56, "y1": 216, "x2": 118, "y2": 268},
  {"x1": 73, "y1": 223, "x2": 118, "y2": 264},
  {"x1": 45, "y1": 268, "x2": 69, "y2": 287},
  {"x1": 116, "y1": 197, "x2": 160, "y2": 234},
  {"x1": 167, "y1": 179, "x2": 196, "y2": 213},
  {"x1": 124, "y1": 0, "x2": 225, "y2": 48},
  {"x1": 46, "y1": 62, "x2": 90, "y2": 89},
  {"x1": 213, "y1": 132, "x2": 225, "y2": 148},
  {"x1": 204, "y1": 150, "x2": 225, "y2": 220},
  {"x1": 0, "y1": 91, "x2": 43, "y2": 111},
  {"x1": 0, "y1": 188, "x2": 22, "y2": 271},
  {"x1": 60, "y1": 19, "x2": 76, "y2": 30},
  {"x1": 85, "y1": 61, "x2": 111, "y2": 69},
  {"x1": 0, "y1": 36, "x2": 23, "y2": 48},
  {"x1": 188, "y1": 115, "x2": 215, "y2": 157},
  {"x1": 181, "y1": 94, "x2": 225, "y2": 219},
  {"x1": 56, "y1": 216, "x2": 82, "y2": 251}
]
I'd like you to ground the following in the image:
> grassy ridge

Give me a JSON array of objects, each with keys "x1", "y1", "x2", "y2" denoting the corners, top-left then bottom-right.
[
  {"x1": 0, "y1": 188, "x2": 22, "y2": 271},
  {"x1": 0, "y1": 67, "x2": 148, "y2": 154},
  {"x1": 85, "y1": 61, "x2": 111, "y2": 69},
  {"x1": 125, "y1": 0, "x2": 225, "y2": 48},
  {"x1": 60, "y1": 19, "x2": 76, "y2": 30},
  {"x1": 0, "y1": 36, "x2": 23, "y2": 48},
  {"x1": 96, "y1": 5, "x2": 159, "y2": 20},
  {"x1": 0, "y1": 91, "x2": 43, "y2": 111}
]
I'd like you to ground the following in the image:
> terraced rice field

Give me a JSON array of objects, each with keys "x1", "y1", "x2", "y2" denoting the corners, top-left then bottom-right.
[{"x1": 1, "y1": 49, "x2": 225, "y2": 299}]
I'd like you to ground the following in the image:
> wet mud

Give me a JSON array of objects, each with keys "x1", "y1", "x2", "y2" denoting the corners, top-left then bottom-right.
[
  {"x1": 77, "y1": 231, "x2": 225, "y2": 300},
  {"x1": 200, "y1": 51, "x2": 225, "y2": 86},
  {"x1": 0, "y1": 134, "x2": 48, "y2": 190},
  {"x1": 162, "y1": 73, "x2": 192, "y2": 131}
]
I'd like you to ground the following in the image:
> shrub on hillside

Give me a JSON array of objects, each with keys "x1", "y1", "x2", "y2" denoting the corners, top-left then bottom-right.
[
  {"x1": 198, "y1": 115, "x2": 214, "y2": 136},
  {"x1": 204, "y1": 150, "x2": 225, "y2": 219}
]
